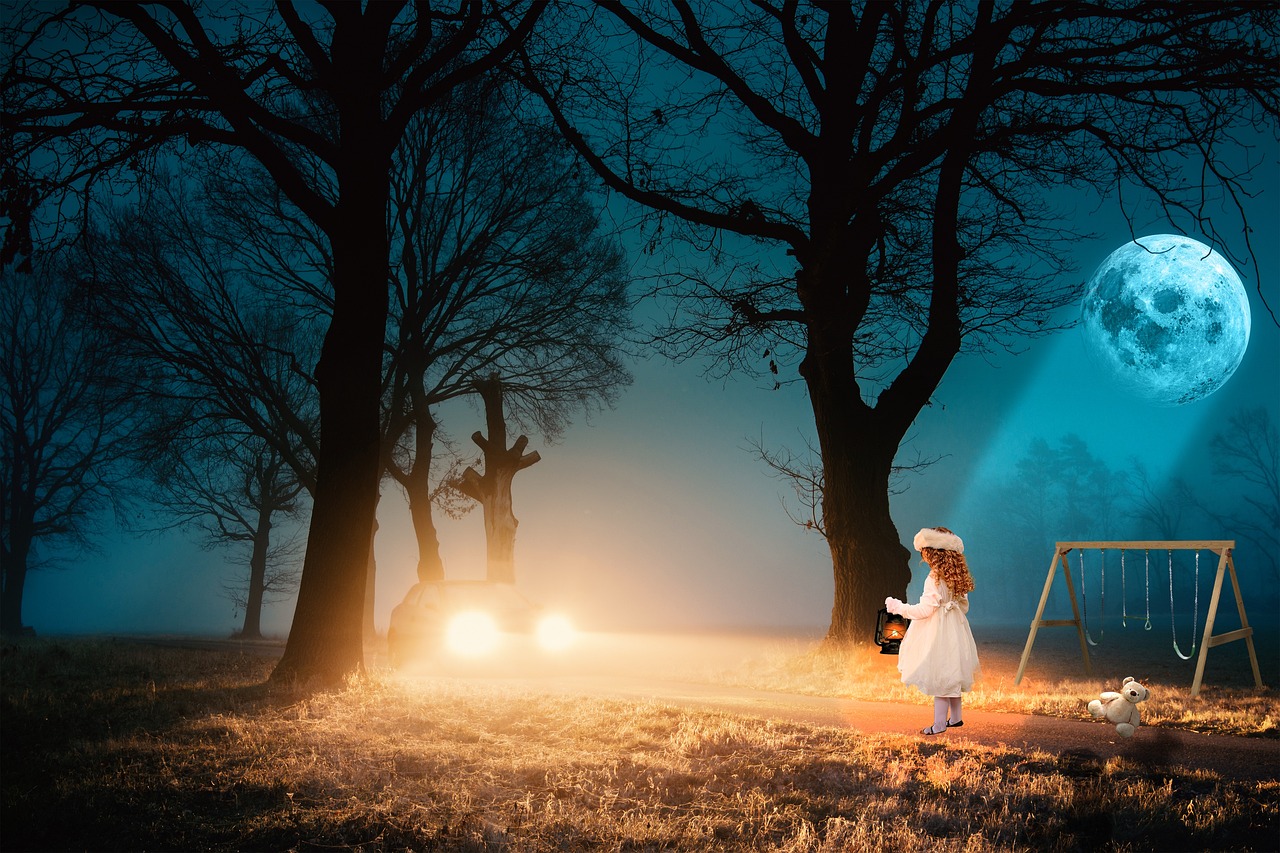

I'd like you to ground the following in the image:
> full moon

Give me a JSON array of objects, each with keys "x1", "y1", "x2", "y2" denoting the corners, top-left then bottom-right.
[{"x1": 1080, "y1": 234, "x2": 1251, "y2": 406}]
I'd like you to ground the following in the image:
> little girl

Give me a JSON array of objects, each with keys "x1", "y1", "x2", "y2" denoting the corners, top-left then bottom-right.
[{"x1": 885, "y1": 526, "x2": 981, "y2": 735}]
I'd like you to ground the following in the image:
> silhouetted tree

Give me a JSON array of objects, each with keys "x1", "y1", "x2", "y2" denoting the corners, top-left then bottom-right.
[
  {"x1": 1127, "y1": 459, "x2": 1189, "y2": 540},
  {"x1": 979, "y1": 434, "x2": 1128, "y2": 613},
  {"x1": 745, "y1": 432, "x2": 937, "y2": 539},
  {"x1": 181, "y1": 80, "x2": 631, "y2": 603},
  {"x1": 519, "y1": 1, "x2": 1278, "y2": 641},
  {"x1": 62, "y1": 161, "x2": 333, "y2": 638},
  {"x1": 993, "y1": 438, "x2": 1064, "y2": 564},
  {"x1": 83, "y1": 85, "x2": 629, "y2": 631},
  {"x1": 384, "y1": 75, "x2": 632, "y2": 584},
  {"x1": 452, "y1": 376, "x2": 541, "y2": 584},
  {"x1": 146, "y1": 427, "x2": 306, "y2": 639},
  {"x1": 1054, "y1": 434, "x2": 1128, "y2": 539},
  {"x1": 0, "y1": 264, "x2": 135, "y2": 635},
  {"x1": 9, "y1": 2, "x2": 544, "y2": 682},
  {"x1": 1198, "y1": 407, "x2": 1280, "y2": 595},
  {"x1": 80, "y1": 178, "x2": 323, "y2": 495},
  {"x1": 1022, "y1": 436, "x2": 1127, "y2": 539}
]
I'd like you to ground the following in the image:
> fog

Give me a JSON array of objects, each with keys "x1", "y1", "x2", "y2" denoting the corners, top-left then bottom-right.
[
  {"x1": 25, "y1": 286, "x2": 1280, "y2": 647},
  {"x1": 20, "y1": 140, "x2": 1280, "y2": 657}
]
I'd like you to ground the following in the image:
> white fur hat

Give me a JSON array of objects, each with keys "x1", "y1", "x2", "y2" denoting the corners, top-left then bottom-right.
[{"x1": 913, "y1": 527, "x2": 963, "y2": 554}]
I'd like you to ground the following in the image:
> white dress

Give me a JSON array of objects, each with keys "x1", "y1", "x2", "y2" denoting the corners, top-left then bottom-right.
[{"x1": 896, "y1": 574, "x2": 981, "y2": 697}]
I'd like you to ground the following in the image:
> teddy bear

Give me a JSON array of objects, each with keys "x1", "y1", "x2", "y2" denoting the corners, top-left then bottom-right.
[{"x1": 1087, "y1": 676, "x2": 1150, "y2": 737}]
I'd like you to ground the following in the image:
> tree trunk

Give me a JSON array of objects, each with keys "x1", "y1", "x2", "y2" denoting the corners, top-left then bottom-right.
[
  {"x1": 1, "y1": 494, "x2": 33, "y2": 636},
  {"x1": 409, "y1": 488, "x2": 446, "y2": 583},
  {"x1": 240, "y1": 510, "x2": 271, "y2": 640},
  {"x1": 271, "y1": 134, "x2": 389, "y2": 684},
  {"x1": 0, "y1": 539, "x2": 30, "y2": 637},
  {"x1": 801, "y1": 326, "x2": 912, "y2": 645},
  {"x1": 408, "y1": 407, "x2": 446, "y2": 583},
  {"x1": 477, "y1": 464, "x2": 520, "y2": 584},
  {"x1": 824, "y1": 479, "x2": 912, "y2": 644},
  {"x1": 364, "y1": 506, "x2": 379, "y2": 641},
  {"x1": 454, "y1": 377, "x2": 539, "y2": 585},
  {"x1": 272, "y1": 260, "x2": 384, "y2": 682},
  {"x1": 271, "y1": 292, "x2": 383, "y2": 683}
]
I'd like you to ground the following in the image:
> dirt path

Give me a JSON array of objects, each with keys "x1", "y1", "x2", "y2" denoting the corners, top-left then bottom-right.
[{"x1": 514, "y1": 674, "x2": 1280, "y2": 783}]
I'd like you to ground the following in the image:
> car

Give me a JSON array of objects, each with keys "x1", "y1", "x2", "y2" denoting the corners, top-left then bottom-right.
[{"x1": 387, "y1": 580, "x2": 575, "y2": 666}]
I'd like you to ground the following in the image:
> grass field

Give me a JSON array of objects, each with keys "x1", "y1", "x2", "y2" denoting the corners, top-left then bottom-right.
[{"x1": 1, "y1": 629, "x2": 1277, "y2": 851}]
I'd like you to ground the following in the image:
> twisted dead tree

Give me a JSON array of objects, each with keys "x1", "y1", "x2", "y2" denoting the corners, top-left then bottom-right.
[{"x1": 453, "y1": 377, "x2": 541, "y2": 585}]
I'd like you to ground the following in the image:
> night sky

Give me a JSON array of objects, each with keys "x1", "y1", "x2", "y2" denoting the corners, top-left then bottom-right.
[{"x1": 22, "y1": 116, "x2": 1280, "y2": 646}]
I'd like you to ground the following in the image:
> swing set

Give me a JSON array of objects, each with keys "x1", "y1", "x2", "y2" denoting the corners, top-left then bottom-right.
[{"x1": 1015, "y1": 540, "x2": 1264, "y2": 697}]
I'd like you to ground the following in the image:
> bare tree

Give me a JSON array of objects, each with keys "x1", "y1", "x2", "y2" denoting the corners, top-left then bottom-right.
[
  {"x1": 1211, "y1": 409, "x2": 1280, "y2": 525},
  {"x1": 0, "y1": 263, "x2": 135, "y2": 635},
  {"x1": 519, "y1": 1, "x2": 1278, "y2": 641},
  {"x1": 1054, "y1": 434, "x2": 1129, "y2": 540},
  {"x1": 452, "y1": 377, "x2": 542, "y2": 584},
  {"x1": 1127, "y1": 459, "x2": 1189, "y2": 540},
  {"x1": 383, "y1": 74, "x2": 632, "y2": 583},
  {"x1": 80, "y1": 83, "x2": 629, "y2": 632},
  {"x1": 146, "y1": 427, "x2": 306, "y2": 640},
  {"x1": 745, "y1": 431, "x2": 938, "y2": 540},
  {"x1": 746, "y1": 433, "x2": 827, "y2": 539},
  {"x1": 79, "y1": 179, "x2": 323, "y2": 496},
  {"x1": 1198, "y1": 407, "x2": 1280, "y2": 591},
  {"x1": 59, "y1": 161, "x2": 331, "y2": 640},
  {"x1": 9, "y1": 1, "x2": 544, "y2": 682}
]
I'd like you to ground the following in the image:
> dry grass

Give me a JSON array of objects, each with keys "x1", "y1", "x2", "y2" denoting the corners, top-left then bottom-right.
[{"x1": 2, "y1": 636, "x2": 1278, "y2": 852}]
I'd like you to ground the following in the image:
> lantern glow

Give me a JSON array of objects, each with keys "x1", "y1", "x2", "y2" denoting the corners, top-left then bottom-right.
[{"x1": 874, "y1": 608, "x2": 909, "y2": 655}]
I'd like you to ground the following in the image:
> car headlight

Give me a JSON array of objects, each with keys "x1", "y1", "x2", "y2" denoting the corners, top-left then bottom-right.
[
  {"x1": 446, "y1": 611, "x2": 501, "y2": 656},
  {"x1": 536, "y1": 614, "x2": 575, "y2": 652}
]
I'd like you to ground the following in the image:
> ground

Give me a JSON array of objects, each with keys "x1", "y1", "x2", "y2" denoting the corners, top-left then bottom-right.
[{"x1": 1, "y1": 624, "x2": 1276, "y2": 851}]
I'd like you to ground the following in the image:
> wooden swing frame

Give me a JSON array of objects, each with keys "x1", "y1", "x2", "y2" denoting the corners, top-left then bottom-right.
[{"x1": 1014, "y1": 540, "x2": 1264, "y2": 697}]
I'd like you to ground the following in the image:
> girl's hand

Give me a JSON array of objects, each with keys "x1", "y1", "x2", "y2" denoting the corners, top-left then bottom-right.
[{"x1": 885, "y1": 596, "x2": 904, "y2": 614}]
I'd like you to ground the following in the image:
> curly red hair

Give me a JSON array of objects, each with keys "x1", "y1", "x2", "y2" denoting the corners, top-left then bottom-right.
[{"x1": 920, "y1": 526, "x2": 974, "y2": 596}]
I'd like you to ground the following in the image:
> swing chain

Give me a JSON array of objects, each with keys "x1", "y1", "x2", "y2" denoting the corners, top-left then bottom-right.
[
  {"x1": 1080, "y1": 550, "x2": 1099, "y2": 646},
  {"x1": 1188, "y1": 551, "x2": 1201, "y2": 656},
  {"x1": 1120, "y1": 549, "x2": 1128, "y2": 628},
  {"x1": 1170, "y1": 550, "x2": 1200, "y2": 661},
  {"x1": 1143, "y1": 549, "x2": 1152, "y2": 631},
  {"x1": 1100, "y1": 549, "x2": 1106, "y2": 630}
]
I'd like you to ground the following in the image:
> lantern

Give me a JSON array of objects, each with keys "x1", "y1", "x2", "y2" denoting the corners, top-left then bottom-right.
[{"x1": 874, "y1": 608, "x2": 909, "y2": 655}]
